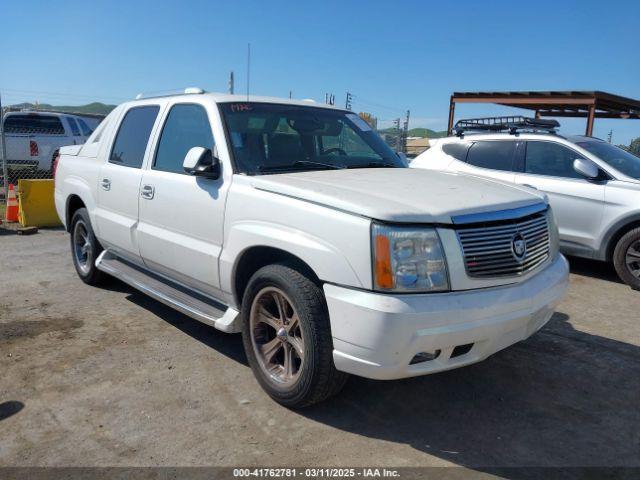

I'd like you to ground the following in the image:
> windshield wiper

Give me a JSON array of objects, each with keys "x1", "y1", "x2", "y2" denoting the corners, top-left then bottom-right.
[
  {"x1": 293, "y1": 160, "x2": 345, "y2": 169},
  {"x1": 348, "y1": 161, "x2": 398, "y2": 169},
  {"x1": 257, "y1": 160, "x2": 345, "y2": 173}
]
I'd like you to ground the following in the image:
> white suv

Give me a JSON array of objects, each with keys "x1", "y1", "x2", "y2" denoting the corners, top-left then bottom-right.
[
  {"x1": 412, "y1": 120, "x2": 640, "y2": 289},
  {"x1": 54, "y1": 93, "x2": 568, "y2": 407}
]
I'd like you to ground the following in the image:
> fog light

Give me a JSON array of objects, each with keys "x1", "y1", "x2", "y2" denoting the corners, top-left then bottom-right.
[{"x1": 409, "y1": 350, "x2": 441, "y2": 365}]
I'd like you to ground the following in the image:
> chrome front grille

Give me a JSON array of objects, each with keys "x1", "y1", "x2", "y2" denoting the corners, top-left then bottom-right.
[{"x1": 456, "y1": 209, "x2": 550, "y2": 278}]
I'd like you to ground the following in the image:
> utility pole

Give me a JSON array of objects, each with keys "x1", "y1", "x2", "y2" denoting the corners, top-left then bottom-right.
[
  {"x1": 607, "y1": 130, "x2": 613, "y2": 143},
  {"x1": 393, "y1": 118, "x2": 401, "y2": 152},
  {"x1": 228, "y1": 71, "x2": 234, "y2": 94},
  {"x1": 345, "y1": 92, "x2": 352, "y2": 111},
  {"x1": 0, "y1": 92, "x2": 8, "y2": 201},
  {"x1": 289, "y1": 90, "x2": 292, "y2": 99},
  {"x1": 246, "y1": 43, "x2": 251, "y2": 101},
  {"x1": 402, "y1": 110, "x2": 410, "y2": 154}
]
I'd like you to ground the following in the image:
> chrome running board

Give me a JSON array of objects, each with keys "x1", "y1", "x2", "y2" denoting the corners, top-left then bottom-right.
[{"x1": 95, "y1": 251, "x2": 240, "y2": 333}]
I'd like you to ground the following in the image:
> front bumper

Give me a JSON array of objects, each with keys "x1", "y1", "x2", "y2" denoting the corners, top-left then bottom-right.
[{"x1": 324, "y1": 254, "x2": 569, "y2": 380}]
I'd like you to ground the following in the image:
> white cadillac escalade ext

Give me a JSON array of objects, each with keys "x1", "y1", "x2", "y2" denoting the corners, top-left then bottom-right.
[{"x1": 54, "y1": 89, "x2": 569, "y2": 407}]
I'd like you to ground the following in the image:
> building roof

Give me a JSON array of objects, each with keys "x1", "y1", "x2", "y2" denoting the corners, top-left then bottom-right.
[
  {"x1": 406, "y1": 137, "x2": 431, "y2": 147},
  {"x1": 448, "y1": 90, "x2": 640, "y2": 136},
  {"x1": 451, "y1": 91, "x2": 640, "y2": 120}
]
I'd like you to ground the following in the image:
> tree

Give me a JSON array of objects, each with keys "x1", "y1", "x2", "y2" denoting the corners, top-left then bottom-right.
[{"x1": 629, "y1": 137, "x2": 640, "y2": 155}]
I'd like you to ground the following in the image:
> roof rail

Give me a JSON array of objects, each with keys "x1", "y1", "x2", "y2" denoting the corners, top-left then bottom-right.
[
  {"x1": 454, "y1": 116, "x2": 560, "y2": 136},
  {"x1": 134, "y1": 87, "x2": 205, "y2": 100}
]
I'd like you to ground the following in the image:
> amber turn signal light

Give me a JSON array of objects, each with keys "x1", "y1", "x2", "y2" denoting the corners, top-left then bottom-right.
[{"x1": 374, "y1": 234, "x2": 394, "y2": 289}]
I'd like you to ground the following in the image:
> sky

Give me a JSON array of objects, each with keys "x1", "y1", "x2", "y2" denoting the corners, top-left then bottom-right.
[{"x1": 1, "y1": 0, "x2": 639, "y2": 144}]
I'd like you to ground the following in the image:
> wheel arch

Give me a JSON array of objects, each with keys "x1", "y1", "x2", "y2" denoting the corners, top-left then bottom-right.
[
  {"x1": 599, "y1": 213, "x2": 640, "y2": 261},
  {"x1": 65, "y1": 194, "x2": 87, "y2": 232},
  {"x1": 232, "y1": 246, "x2": 320, "y2": 309}
]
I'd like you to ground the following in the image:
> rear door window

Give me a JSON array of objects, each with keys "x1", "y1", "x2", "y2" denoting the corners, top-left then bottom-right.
[
  {"x1": 109, "y1": 106, "x2": 160, "y2": 168},
  {"x1": 67, "y1": 117, "x2": 81, "y2": 136},
  {"x1": 4, "y1": 115, "x2": 65, "y2": 135},
  {"x1": 466, "y1": 141, "x2": 517, "y2": 171},
  {"x1": 77, "y1": 118, "x2": 93, "y2": 136}
]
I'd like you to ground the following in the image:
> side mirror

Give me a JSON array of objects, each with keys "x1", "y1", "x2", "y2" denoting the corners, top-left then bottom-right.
[
  {"x1": 183, "y1": 146, "x2": 220, "y2": 179},
  {"x1": 573, "y1": 158, "x2": 599, "y2": 180}
]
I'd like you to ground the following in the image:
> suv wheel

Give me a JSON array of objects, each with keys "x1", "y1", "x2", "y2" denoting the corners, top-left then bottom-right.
[
  {"x1": 70, "y1": 208, "x2": 105, "y2": 285},
  {"x1": 241, "y1": 264, "x2": 348, "y2": 408},
  {"x1": 613, "y1": 227, "x2": 640, "y2": 290}
]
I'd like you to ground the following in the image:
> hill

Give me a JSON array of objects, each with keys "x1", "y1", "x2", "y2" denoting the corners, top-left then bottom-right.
[
  {"x1": 408, "y1": 128, "x2": 448, "y2": 138},
  {"x1": 379, "y1": 127, "x2": 447, "y2": 138},
  {"x1": 8, "y1": 102, "x2": 116, "y2": 116}
]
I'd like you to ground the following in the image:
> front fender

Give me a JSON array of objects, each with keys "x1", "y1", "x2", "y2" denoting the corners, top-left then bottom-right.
[{"x1": 219, "y1": 220, "x2": 369, "y2": 300}]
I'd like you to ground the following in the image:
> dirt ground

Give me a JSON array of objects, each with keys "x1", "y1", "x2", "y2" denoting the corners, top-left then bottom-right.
[{"x1": 1, "y1": 228, "x2": 639, "y2": 472}]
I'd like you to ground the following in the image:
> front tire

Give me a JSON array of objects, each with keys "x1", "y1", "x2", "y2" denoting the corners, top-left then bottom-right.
[
  {"x1": 613, "y1": 227, "x2": 640, "y2": 290},
  {"x1": 241, "y1": 264, "x2": 348, "y2": 408},
  {"x1": 70, "y1": 208, "x2": 105, "y2": 285}
]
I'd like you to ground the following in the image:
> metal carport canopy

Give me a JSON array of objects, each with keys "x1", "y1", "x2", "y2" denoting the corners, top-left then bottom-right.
[{"x1": 447, "y1": 91, "x2": 640, "y2": 136}]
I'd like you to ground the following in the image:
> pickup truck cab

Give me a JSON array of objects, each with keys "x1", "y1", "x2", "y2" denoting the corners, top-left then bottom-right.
[{"x1": 54, "y1": 89, "x2": 569, "y2": 407}]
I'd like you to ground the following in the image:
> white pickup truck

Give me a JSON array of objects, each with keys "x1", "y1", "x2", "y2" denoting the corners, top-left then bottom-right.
[
  {"x1": 3, "y1": 111, "x2": 93, "y2": 172},
  {"x1": 54, "y1": 89, "x2": 569, "y2": 407}
]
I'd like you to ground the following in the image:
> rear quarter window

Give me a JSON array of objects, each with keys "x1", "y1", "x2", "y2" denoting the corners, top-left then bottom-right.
[{"x1": 442, "y1": 142, "x2": 470, "y2": 161}]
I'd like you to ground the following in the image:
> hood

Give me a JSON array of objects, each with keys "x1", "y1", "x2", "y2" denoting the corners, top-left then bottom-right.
[{"x1": 250, "y1": 168, "x2": 546, "y2": 224}]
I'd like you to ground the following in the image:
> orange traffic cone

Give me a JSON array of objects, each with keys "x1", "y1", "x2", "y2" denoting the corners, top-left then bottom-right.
[{"x1": 5, "y1": 184, "x2": 19, "y2": 223}]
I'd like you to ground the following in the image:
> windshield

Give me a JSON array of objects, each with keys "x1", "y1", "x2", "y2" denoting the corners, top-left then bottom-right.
[
  {"x1": 575, "y1": 140, "x2": 640, "y2": 179},
  {"x1": 220, "y1": 102, "x2": 405, "y2": 174}
]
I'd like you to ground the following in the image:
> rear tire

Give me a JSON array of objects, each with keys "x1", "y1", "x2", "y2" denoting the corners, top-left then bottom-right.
[
  {"x1": 70, "y1": 208, "x2": 105, "y2": 285},
  {"x1": 613, "y1": 227, "x2": 640, "y2": 290},
  {"x1": 241, "y1": 264, "x2": 348, "y2": 408}
]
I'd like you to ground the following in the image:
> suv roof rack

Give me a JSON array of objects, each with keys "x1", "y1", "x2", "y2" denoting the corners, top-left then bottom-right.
[
  {"x1": 454, "y1": 116, "x2": 560, "y2": 136},
  {"x1": 134, "y1": 87, "x2": 205, "y2": 100}
]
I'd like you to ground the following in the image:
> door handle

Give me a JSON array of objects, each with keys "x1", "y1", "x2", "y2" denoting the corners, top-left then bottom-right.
[
  {"x1": 101, "y1": 178, "x2": 111, "y2": 191},
  {"x1": 141, "y1": 184, "x2": 155, "y2": 200},
  {"x1": 517, "y1": 183, "x2": 538, "y2": 190}
]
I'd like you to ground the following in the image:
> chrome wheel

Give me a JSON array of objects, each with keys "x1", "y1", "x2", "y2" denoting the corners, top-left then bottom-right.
[
  {"x1": 249, "y1": 287, "x2": 304, "y2": 386},
  {"x1": 626, "y1": 240, "x2": 640, "y2": 279},
  {"x1": 73, "y1": 220, "x2": 92, "y2": 275}
]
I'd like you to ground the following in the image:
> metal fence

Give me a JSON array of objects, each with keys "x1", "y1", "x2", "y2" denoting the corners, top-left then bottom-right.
[
  {"x1": 0, "y1": 95, "x2": 107, "y2": 223},
  {"x1": 0, "y1": 105, "x2": 61, "y2": 216}
]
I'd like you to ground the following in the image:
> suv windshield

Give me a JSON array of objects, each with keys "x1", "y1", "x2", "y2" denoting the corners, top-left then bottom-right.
[
  {"x1": 220, "y1": 102, "x2": 404, "y2": 174},
  {"x1": 575, "y1": 140, "x2": 640, "y2": 179}
]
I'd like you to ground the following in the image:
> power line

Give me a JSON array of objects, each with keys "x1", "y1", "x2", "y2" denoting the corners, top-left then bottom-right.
[
  {"x1": 0, "y1": 88, "x2": 126, "y2": 102},
  {"x1": 351, "y1": 94, "x2": 405, "y2": 114}
]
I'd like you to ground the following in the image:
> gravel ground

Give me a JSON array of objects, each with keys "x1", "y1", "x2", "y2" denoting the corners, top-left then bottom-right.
[{"x1": 1, "y1": 228, "x2": 639, "y2": 472}]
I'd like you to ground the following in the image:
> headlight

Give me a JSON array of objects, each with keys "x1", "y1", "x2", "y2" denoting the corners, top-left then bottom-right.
[
  {"x1": 372, "y1": 223, "x2": 449, "y2": 292},
  {"x1": 547, "y1": 207, "x2": 560, "y2": 259}
]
